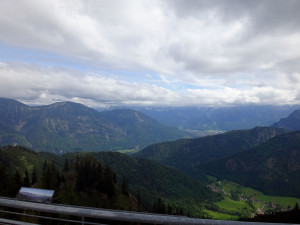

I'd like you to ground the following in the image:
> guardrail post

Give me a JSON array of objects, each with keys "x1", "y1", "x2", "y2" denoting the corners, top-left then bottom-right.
[{"x1": 81, "y1": 216, "x2": 84, "y2": 225}]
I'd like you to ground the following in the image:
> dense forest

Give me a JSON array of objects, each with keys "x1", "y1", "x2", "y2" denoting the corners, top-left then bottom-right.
[
  {"x1": 135, "y1": 126, "x2": 288, "y2": 181},
  {"x1": 198, "y1": 131, "x2": 300, "y2": 198},
  {"x1": 0, "y1": 145, "x2": 216, "y2": 219},
  {"x1": 0, "y1": 146, "x2": 139, "y2": 211}
]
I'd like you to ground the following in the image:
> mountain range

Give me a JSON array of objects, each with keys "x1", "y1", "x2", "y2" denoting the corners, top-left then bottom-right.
[
  {"x1": 2, "y1": 101, "x2": 300, "y2": 219},
  {"x1": 272, "y1": 109, "x2": 300, "y2": 131},
  {"x1": 198, "y1": 130, "x2": 300, "y2": 198},
  {"x1": 2, "y1": 97, "x2": 300, "y2": 200},
  {"x1": 135, "y1": 109, "x2": 300, "y2": 197},
  {"x1": 0, "y1": 98, "x2": 188, "y2": 153},
  {"x1": 134, "y1": 105, "x2": 300, "y2": 131},
  {"x1": 134, "y1": 126, "x2": 288, "y2": 180}
]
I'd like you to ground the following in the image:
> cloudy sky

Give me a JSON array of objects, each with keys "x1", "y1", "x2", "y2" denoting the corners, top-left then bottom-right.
[{"x1": 1, "y1": 0, "x2": 300, "y2": 107}]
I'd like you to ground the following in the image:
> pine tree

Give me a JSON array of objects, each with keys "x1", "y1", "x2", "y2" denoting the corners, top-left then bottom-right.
[
  {"x1": 295, "y1": 202, "x2": 299, "y2": 211},
  {"x1": 153, "y1": 198, "x2": 166, "y2": 214},
  {"x1": 49, "y1": 163, "x2": 59, "y2": 189},
  {"x1": 23, "y1": 169, "x2": 31, "y2": 187},
  {"x1": 75, "y1": 155, "x2": 80, "y2": 170},
  {"x1": 122, "y1": 177, "x2": 129, "y2": 196},
  {"x1": 167, "y1": 204, "x2": 173, "y2": 215},
  {"x1": 14, "y1": 170, "x2": 23, "y2": 194},
  {"x1": 103, "y1": 166, "x2": 116, "y2": 198},
  {"x1": 63, "y1": 158, "x2": 69, "y2": 172},
  {"x1": 96, "y1": 162, "x2": 104, "y2": 191},
  {"x1": 137, "y1": 190, "x2": 141, "y2": 211},
  {"x1": 0, "y1": 164, "x2": 10, "y2": 196},
  {"x1": 31, "y1": 167, "x2": 37, "y2": 186},
  {"x1": 41, "y1": 161, "x2": 50, "y2": 189},
  {"x1": 76, "y1": 156, "x2": 104, "y2": 192},
  {"x1": 75, "y1": 165, "x2": 85, "y2": 191},
  {"x1": 41, "y1": 161, "x2": 60, "y2": 189}
]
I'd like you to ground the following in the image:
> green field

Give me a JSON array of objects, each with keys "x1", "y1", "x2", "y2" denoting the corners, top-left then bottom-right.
[
  {"x1": 117, "y1": 149, "x2": 140, "y2": 155},
  {"x1": 203, "y1": 210, "x2": 239, "y2": 220},
  {"x1": 207, "y1": 179, "x2": 300, "y2": 220},
  {"x1": 216, "y1": 197, "x2": 253, "y2": 211}
]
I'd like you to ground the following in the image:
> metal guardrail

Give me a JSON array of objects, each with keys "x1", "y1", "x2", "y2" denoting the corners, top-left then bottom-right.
[
  {"x1": 0, "y1": 217, "x2": 40, "y2": 225},
  {"x1": 0, "y1": 197, "x2": 298, "y2": 225}
]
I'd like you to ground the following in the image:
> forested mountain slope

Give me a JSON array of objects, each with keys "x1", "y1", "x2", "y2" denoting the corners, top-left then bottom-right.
[
  {"x1": 134, "y1": 127, "x2": 288, "y2": 179},
  {"x1": 0, "y1": 98, "x2": 188, "y2": 153},
  {"x1": 199, "y1": 131, "x2": 300, "y2": 197},
  {"x1": 0, "y1": 145, "x2": 218, "y2": 217}
]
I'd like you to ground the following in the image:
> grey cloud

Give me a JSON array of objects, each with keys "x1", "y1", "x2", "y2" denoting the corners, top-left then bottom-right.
[
  {"x1": 166, "y1": 0, "x2": 300, "y2": 33},
  {"x1": 0, "y1": 1, "x2": 300, "y2": 106},
  {"x1": 1, "y1": 0, "x2": 300, "y2": 78}
]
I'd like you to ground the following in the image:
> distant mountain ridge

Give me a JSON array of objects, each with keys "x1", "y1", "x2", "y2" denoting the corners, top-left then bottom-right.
[
  {"x1": 0, "y1": 98, "x2": 188, "y2": 153},
  {"x1": 134, "y1": 110, "x2": 300, "y2": 197},
  {"x1": 272, "y1": 109, "x2": 300, "y2": 131},
  {"x1": 134, "y1": 105, "x2": 300, "y2": 131},
  {"x1": 134, "y1": 126, "x2": 288, "y2": 180}
]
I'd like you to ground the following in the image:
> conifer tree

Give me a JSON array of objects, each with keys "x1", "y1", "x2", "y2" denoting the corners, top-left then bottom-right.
[
  {"x1": 41, "y1": 161, "x2": 50, "y2": 189},
  {"x1": 153, "y1": 198, "x2": 166, "y2": 214},
  {"x1": 0, "y1": 164, "x2": 10, "y2": 196},
  {"x1": 63, "y1": 158, "x2": 69, "y2": 172},
  {"x1": 41, "y1": 161, "x2": 60, "y2": 189},
  {"x1": 137, "y1": 190, "x2": 141, "y2": 211},
  {"x1": 103, "y1": 166, "x2": 115, "y2": 198},
  {"x1": 75, "y1": 155, "x2": 80, "y2": 170},
  {"x1": 295, "y1": 202, "x2": 299, "y2": 211},
  {"x1": 167, "y1": 204, "x2": 173, "y2": 215},
  {"x1": 122, "y1": 177, "x2": 129, "y2": 196},
  {"x1": 14, "y1": 170, "x2": 22, "y2": 194},
  {"x1": 31, "y1": 167, "x2": 37, "y2": 186},
  {"x1": 23, "y1": 169, "x2": 31, "y2": 187}
]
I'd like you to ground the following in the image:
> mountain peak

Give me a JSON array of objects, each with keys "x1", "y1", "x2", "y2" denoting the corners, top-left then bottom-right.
[
  {"x1": 46, "y1": 101, "x2": 89, "y2": 109},
  {"x1": 272, "y1": 109, "x2": 300, "y2": 131}
]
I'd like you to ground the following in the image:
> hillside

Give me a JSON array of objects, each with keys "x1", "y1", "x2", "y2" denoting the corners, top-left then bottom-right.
[
  {"x1": 134, "y1": 127, "x2": 288, "y2": 179},
  {"x1": 64, "y1": 151, "x2": 219, "y2": 215},
  {"x1": 0, "y1": 98, "x2": 188, "y2": 153},
  {"x1": 0, "y1": 145, "x2": 218, "y2": 217},
  {"x1": 100, "y1": 109, "x2": 188, "y2": 149},
  {"x1": 272, "y1": 109, "x2": 300, "y2": 131},
  {"x1": 198, "y1": 131, "x2": 300, "y2": 198},
  {"x1": 0, "y1": 145, "x2": 140, "y2": 212}
]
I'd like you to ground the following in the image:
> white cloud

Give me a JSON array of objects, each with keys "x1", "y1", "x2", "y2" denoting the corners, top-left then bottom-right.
[
  {"x1": 0, "y1": 62, "x2": 299, "y2": 107},
  {"x1": 0, "y1": 0, "x2": 300, "y2": 106},
  {"x1": 0, "y1": 62, "x2": 181, "y2": 106}
]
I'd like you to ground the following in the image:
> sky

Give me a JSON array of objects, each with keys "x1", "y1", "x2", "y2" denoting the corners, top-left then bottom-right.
[{"x1": 0, "y1": 0, "x2": 300, "y2": 108}]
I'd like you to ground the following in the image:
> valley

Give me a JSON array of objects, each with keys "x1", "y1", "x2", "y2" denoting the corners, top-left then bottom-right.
[
  {"x1": 2, "y1": 1, "x2": 300, "y2": 223},
  {"x1": 206, "y1": 179, "x2": 300, "y2": 219},
  {"x1": 1, "y1": 98, "x2": 300, "y2": 222}
]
